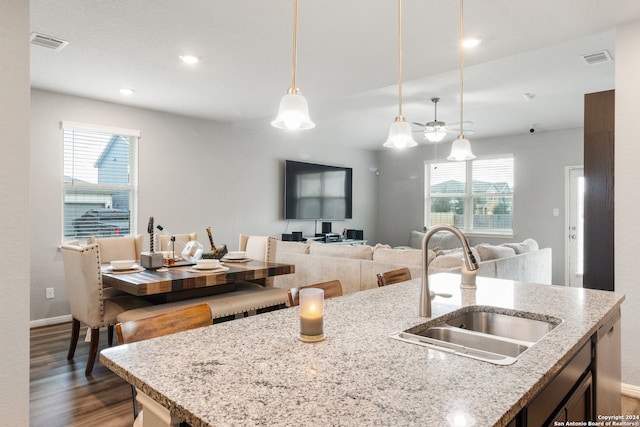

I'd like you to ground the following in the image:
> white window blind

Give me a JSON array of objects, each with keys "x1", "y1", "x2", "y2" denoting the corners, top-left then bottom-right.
[
  {"x1": 425, "y1": 155, "x2": 514, "y2": 235},
  {"x1": 62, "y1": 122, "x2": 139, "y2": 240}
]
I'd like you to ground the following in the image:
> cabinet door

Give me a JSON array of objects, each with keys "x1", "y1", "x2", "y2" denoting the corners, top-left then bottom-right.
[{"x1": 549, "y1": 372, "x2": 593, "y2": 426}]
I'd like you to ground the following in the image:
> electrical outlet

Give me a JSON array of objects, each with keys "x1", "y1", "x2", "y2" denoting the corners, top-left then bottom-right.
[{"x1": 45, "y1": 287, "x2": 54, "y2": 299}]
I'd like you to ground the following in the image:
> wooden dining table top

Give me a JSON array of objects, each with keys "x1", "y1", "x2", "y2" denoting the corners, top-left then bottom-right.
[{"x1": 101, "y1": 259, "x2": 294, "y2": 296}]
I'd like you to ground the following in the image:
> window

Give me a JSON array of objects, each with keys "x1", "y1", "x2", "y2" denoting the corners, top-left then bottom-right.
[
  {"x1": 62, "y1": 122, "x2": 139, "y2": 240},
  {"x1": 425, "y1": 155, "x2": 514, "y2": 235}
]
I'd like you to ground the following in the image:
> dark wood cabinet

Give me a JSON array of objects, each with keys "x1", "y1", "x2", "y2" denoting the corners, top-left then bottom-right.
[{"x1": 583, "y1": 90, "x2": 615, "y2": 291}]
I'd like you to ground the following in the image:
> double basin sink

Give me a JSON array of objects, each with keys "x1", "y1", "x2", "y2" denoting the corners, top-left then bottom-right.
[{"x1": 390, "y1": 306, "x2": 562, "y2": 365}]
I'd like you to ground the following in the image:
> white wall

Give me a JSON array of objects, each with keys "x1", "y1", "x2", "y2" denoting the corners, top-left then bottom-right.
[
  {"x1": 376, "y1": 128, "x2": 584, "y2": 285},
  {"x1": 615, "y1": 19, "x2": 640, "y2": 386},
  {"x1": 30, "y1": 89, "x2": 378, "y2": 321},
  {"x1": 0, "y1": 0, "x2": 30, "y2": 422}
]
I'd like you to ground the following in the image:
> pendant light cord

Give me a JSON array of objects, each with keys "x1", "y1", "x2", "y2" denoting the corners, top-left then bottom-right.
[
  {"x1": 397, "y1": 0, "x2": 404, "y2": 118},
  {"x1": 459, "y1": 0, "x2": 464, "y2": 136},
  {"x1": 291, "y1": 0, "x2": 299, "y2": 91}
]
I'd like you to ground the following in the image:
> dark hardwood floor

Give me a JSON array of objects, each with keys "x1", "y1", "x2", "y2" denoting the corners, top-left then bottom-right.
[
  {"x1": 31, "y1": 322, "x2": 640, "y2": 426},
  {"x1": 30, "y1": 322, "x2": 134, "y2": 427}
]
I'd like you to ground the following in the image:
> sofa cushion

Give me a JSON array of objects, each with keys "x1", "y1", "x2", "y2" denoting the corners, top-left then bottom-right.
[
  {"x1": 373, "y1": 247, "x2": 431, "y2": 266},
  {"x1": 431, "y1": 247, "x2": 480, "y2": 268},
  {"x1": 475, "y1": 244, "x2": 516, "y2": 261},
  {"x1": 309, "y1": 242, "x2": 373, "y2": 260},
  {"x1": 409, "y1": 230, "x2": 426, "y2": 249},
  {"x1": 277, "y1": 241, "x2": 310, "y2": 254},
  {"x1": 502, "y1": 242, "x2": 531, "y2": 254},
  {"x1": 523, "y1": 238, "x2": 539, "y2": 251}
]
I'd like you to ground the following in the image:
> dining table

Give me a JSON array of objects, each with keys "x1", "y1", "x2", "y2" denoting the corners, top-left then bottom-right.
[{"x1": 101, "y1": 259, "x2": 295, "y2": 302}]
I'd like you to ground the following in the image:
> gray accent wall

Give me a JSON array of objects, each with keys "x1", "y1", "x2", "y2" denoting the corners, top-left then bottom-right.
[
  {"x1": 30, "y1": 89, "x2": 378, "y2": 321},
  {"x1": 376, "y1": 128, "x2": 584, "y2": 286}
]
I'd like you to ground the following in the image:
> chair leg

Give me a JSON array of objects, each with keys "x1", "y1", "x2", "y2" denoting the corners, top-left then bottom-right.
[
  {"x1": 108, "y1": 325, "x2": 114, "y2": 347},
  {"x1": 85, "y1": 327, "x2": 100, "y2": 376},
  {"x1": 67, "y1": 318, "x2": 81, "y2": 360}
]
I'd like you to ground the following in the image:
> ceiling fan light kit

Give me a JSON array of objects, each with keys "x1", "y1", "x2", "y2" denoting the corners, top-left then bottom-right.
[
  {"x1": 424, "y1": 97, "x2": 448, "y2": 142},
  {"x1": 448, "y1": 0, "x2": 475, "y2": 161},
  {"x1": 272, "y1": 0, "x2": 315, "y2": 131},
  {"x1": 384, "y1": 0, "x2": 417, "y2": 149}
]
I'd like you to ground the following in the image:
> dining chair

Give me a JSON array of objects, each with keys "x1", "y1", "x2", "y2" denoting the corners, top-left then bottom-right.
[
  {"x1": 288, "y1": 280, "x2": 343, "y2": 307},
  {"x1": 376, "y1": 267, "x2": 412, "y2": 287},
  {"x1": 60, "y1": 244, "x2": 153, "y2": 375},
  {"x1": 88, "y1": 234, "x2": 144, "y2": 263},
  {"x1": 156, "y1": 232, "x2": 197, "y2": 255},
  {"x1": 116, "y1": 303, "x2": 213, "y2": 424},
  {"x1": 234, "y1": 234, "x2": 289, "y2": 312}
]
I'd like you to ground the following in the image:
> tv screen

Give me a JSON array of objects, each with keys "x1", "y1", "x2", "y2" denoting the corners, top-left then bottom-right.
[{"x1": 284, "y1": 160, "x2": 353, "y2": 220}]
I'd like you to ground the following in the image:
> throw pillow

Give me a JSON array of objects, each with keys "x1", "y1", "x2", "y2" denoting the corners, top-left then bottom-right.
[
  {"x1": 430, "y1": 247, "x2": 480, "y2": 268},
  {"x1": 409, "y1": 230, "x2": 426, "y2": 249},
  {"x1": 523, "y1": 238, "x2": 539, "y2": 251},
  {"x1": 475, "y1": 244, "x2": 516, "y2": 261},
  {"x1": 502, "y1": 242, "x2": 530, "y2": 254}
]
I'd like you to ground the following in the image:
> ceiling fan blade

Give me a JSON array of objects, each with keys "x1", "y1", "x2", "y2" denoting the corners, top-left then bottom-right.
[
  {"x1": 412, "y1": 122, "x2": 427, "y2": 127},
  {"x1": 446, "y1": 121, "x2": 474, "y2": 127}
]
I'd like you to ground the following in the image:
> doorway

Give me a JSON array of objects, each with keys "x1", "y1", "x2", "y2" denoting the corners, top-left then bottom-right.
[{"x1": 565, "y1": 166, "x2": 584, "y2": 287}]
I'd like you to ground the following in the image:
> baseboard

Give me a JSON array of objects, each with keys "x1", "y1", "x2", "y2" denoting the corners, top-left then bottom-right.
[
  {"x1": 622, "y1": 383, "x2": 640, "y2": 399},
  {"x1": 30, "y1": 314, "x2": 72, "y2": 328}
]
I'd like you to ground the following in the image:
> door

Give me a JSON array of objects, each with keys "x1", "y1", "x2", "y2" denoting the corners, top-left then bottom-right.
[{"x1": 566, "y1": 166, "x2": 584, "y2": 287}]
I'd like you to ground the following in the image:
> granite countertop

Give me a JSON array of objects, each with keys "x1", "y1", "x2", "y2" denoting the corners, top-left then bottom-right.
[{"x1": 100, "y1": 273, "x2": 625, "y2": 427}]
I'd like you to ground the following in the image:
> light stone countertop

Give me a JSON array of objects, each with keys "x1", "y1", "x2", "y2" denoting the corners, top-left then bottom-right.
[{"x1": 100, "y1": 274, "x2": 625, "y2": 427}]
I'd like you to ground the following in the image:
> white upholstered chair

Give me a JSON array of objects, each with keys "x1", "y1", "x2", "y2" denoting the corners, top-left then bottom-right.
[
  {"x1": 88, "y1": 234, "x2": 144, "y2": 263},
  {"x1": 238, "y1": 234, "x2": 277, "y2": 286},
  {"x1": 157, "y1": 232, "x2": 197, "y2": 256},
  {"x1": 60, "y1": 244, "x2": 152, "y2": 375}
]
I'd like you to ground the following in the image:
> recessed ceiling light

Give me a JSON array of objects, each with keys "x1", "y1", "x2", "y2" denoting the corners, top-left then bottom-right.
[
  {"x1": 119, "y1": 88, "x2": 135, "y2": 96},
  {"x1": 462, "y1": 38, "x2": 481, "y2": 48},
  {"x1": 179, "y1": 55, "x2": 200, "y2": 64}
]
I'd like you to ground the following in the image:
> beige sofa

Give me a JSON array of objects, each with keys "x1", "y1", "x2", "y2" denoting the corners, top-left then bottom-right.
[{"x1": 273, "y1": 238, "x2": 552, "y2": 294}]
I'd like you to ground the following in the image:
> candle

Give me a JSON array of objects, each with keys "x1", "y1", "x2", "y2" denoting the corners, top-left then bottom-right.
[{"x1": 299, "y1": 288, "x2": 324, "y2": 342}]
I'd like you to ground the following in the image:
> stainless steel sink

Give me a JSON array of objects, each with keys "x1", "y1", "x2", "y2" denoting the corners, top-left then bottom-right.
[
  {"x1": 444, "y1": 310, "x2": 559, "y2": 344},
  {"x1": 390, "y1": 306, "x2": 562, "y2": 365}
]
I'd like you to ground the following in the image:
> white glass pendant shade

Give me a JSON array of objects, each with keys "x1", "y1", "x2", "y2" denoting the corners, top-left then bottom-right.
[
  {"x1": 271, "y1": 92, "x2": 315, "y2": 130},
  {"x1": 425, "y1": 125, "x2": 447, "y2": 142},
  {"x1": 447, "y1": 135, "x2": 475, "y2": 161},
  {"x1": 383, "y1": 117, "x2": 418, "y2": 149}
]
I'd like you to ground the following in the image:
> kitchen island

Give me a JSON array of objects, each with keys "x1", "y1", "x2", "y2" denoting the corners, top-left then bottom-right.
[{"x1": 100, "y1": 274, "x2": 624, "y2": 426}]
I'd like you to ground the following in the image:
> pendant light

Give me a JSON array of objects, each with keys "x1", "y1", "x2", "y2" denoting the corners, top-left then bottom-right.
[
  {"x1": 448, "y1": 0, "x2": 475, "y2": 161},
  {"x1": 272, "y1": 0, "x2": 315, "y2": 131},
  {"x1": 383, "y1": 0, "x2": 417, "y2": 149}
]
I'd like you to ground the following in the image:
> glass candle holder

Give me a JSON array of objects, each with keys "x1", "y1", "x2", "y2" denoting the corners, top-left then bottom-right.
[{"x1": 299, "y1": 288, "x2": 324, "y2": 342}]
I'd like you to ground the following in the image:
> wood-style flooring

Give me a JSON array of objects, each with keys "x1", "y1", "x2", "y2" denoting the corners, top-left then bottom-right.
[
  {"x1": 31, "y1": 322, "x2": 640, "y2": 426},
  {"x1": 30, "y1": 322, "x2": 133, "y2": 427}
]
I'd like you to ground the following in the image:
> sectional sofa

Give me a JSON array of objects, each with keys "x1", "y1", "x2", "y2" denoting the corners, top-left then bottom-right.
[{"x1": 273, "y1": 233, "x2": 552, "y2": 294}]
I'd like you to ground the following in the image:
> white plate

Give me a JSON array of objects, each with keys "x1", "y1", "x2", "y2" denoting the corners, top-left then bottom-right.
[
  {"x1": 112, "y1": 263, "x2": 139, "y2": 271},
  {"x1": 222, "y1": 257, "x2": 251, "y2": 263},
  {"x1": 188, "y1": 266, "x2": 230, "y2": 272},
  {"x1": 192, "y1": 264, "x2": 220, "y2": 270}
]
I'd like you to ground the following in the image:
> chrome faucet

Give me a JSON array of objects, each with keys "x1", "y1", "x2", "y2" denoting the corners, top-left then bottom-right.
[{"x1": 420, "y1": 225, "x2": 479, "y2": 317}]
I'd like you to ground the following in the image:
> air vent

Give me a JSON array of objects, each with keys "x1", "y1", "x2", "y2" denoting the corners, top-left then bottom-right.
[
  {"x1": 30, "y1": 32, "x2": 68, "y2": 51},
  {"x1": 580, "y1": 50, "x2": 613, "y2": 66}
]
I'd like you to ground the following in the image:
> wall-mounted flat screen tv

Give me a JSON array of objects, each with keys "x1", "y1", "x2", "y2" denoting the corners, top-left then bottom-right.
[{"x1": 284, "y1": 160, "x2": 353, "y2": 220}]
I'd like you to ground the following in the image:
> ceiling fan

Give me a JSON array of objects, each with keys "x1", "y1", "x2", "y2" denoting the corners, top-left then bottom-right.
[{"x1": 412, "y1": 97, "x2": 474, "y2": 142}]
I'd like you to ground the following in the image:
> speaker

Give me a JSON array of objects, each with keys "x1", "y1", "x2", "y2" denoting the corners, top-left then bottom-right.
[
  {"x1": 346, "y1": 229, "x2": 356, "y2": 239},
  {"x1": 322, "y1": 222, "x2": 332, "y2": 234},
  {"x1": 282, "y1": 233, "x2": 293, "y2": 241},
  {"x1": 355, "y1": 230, "x2": 364, "y2": 240}
]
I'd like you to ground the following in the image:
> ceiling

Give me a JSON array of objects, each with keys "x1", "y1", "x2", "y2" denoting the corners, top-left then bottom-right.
[{"x1": 30, "y1": 1, "x2": 640, "y2": 151}]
